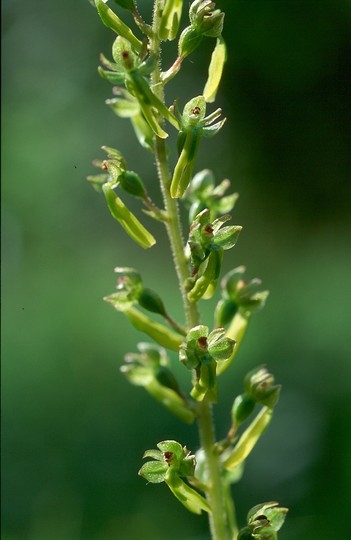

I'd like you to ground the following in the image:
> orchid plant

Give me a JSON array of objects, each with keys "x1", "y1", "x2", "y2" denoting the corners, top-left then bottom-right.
[{"x1": 88, "y1": 1, "x2": 288, "y2": 539}]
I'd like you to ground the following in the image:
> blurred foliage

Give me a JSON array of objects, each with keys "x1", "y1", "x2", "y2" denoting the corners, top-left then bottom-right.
[{"x1": 2, "y1": 1, "x2": 350, "y2": 539}]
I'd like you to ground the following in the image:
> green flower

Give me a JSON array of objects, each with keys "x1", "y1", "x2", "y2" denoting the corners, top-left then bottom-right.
[
  {"x1": 185, "y1": 169, "x2": 238, "y2": 223},
  {"x1": 178, "y1": 0, "x2": 224, "y2": 59},
  {"x1": 215, "y1": 266, "x2": 269, "y2": 325},
  {"x1": 180, "y1": 325, "x2": 235, "y2": 401},
  {"x1": 186, "y1": 209, "x2": 241, "y2": 301},
  {"x1": 139, "y1": 440, "x2": 211, "y2": 514},
  {"x1": 238, "y1": 502, "x2": 288, "y2": 540},
  {"x1": 98, "y1": 36, "x2": 179, "y2": 138},
  {"x1": 170, "y1": 96, "x2": 226, "y2": 198}
]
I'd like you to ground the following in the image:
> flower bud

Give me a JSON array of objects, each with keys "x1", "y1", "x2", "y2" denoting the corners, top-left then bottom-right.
[
  {"x1": 189, "y1": 0, "x2": 224, "y2": 38},
  {"x1": 119, "y1": 170, "x2": 147, "y2": 198},
  {"x1": 214, "y1": 298, "x2": 238, "y2": 327},
  {"x1": 244, "y1": 366, "x2": 281, "y2": 409},
  {"x1": 231, "y1": 393, "x2": 256, "y2": 426},
  {"x1": 155, "y1": 366, "x2": 180, "y2": 393},
  {"x1": 137, "y1": 288, "x2": 167, "y2": 317},
  {"x1": 178, "y1": 26, "x2": 203, "y2": 59}
]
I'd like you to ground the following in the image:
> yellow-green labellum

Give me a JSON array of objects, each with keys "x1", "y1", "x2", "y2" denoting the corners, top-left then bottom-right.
[
  {"x1": 95, "y1": 0, "x2": 142, "y2": 52},
  {"x1": 103, "y1": 184, "x2": 156, "y2": 249},
  {"x1": 223, "y1": 407, "x2": 273, "y2": 470},
  {"x1": 165, "y1": 473, "x2": 211, "y2": 515},
  {"x1": 203, "y1": 37, "x2": 227, "y2": 103}
]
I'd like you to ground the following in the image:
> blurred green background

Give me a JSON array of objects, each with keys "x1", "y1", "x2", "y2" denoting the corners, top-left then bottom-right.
[{"x1": 2, "y1": 1, "x2": 351, "y2": 539}]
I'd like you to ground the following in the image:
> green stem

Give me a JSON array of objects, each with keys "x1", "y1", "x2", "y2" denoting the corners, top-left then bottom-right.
[
  {"x1": 150, "y1": 2, "x2": 198, "y2": 330},
  {"x1": 198, "y1": 398, "x2": 231, "y2": 540},
  {"x1": 151, "y1": 3, "x2": 232, "y2": 539}
]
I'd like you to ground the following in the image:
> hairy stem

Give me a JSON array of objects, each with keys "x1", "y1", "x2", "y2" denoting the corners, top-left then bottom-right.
[
  {"x1": 198, "y1": 398, "x2": 231, "y2": 540},
  {"x1": 151, "y1": 3, "x2": 232, "y2": 539},
  {"x1": 150, "y1": 2, "x2": 198, "y2": 330}
]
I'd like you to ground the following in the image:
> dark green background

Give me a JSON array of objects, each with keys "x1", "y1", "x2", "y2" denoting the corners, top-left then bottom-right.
[{"x1": 2, "y1": 1, "x2": 350, "y2": 539}]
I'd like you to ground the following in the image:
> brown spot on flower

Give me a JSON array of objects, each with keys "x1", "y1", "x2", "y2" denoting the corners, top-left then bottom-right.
[
  {"x1": 164, "y1": 451, "x2": 174, "y2": 464},
  {"x1": 192, "y1": 106, "x2": 201, "y2": 115},
  {"x1": 102, "y1": 160, "x2": 109, "y2": 171},
  {"x1": 204, "y1": 224, "x2": 213, "y2": 235},
  {"x1": 255, "y1": 515, "x2": 270, "y2": 523},
  {"x1": 197, "y1": 336, "x2": 208, "y2": 350}
]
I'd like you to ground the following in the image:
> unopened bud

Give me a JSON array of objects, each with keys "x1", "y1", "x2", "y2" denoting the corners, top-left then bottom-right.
[
  {"x1": 137, "y1": 288, "x2": 167, "y2": 317},
  {"x1": 189, "y1": 0, "x2": 224, "y2": 38},
  {"x1": 119, "y1": 170, "x2": 147, "y2": 198},
  {"x1": 244, "y1": 366, "x2": 281, "y2": 409},
  {"x1": 231, "y1": 393, "x2": 256, "y2": 426},
  {"x1": 215, "y1": 298, "x2": 238, "y2": 327},
  {"x1": 178, "y1": 26, "x2": 203, "y2": 59}
]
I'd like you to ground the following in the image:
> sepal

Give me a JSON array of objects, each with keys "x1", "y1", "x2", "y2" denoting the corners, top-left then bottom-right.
[{"x1": 139, "y1": 460, "x2": 168, "y2": 483}]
